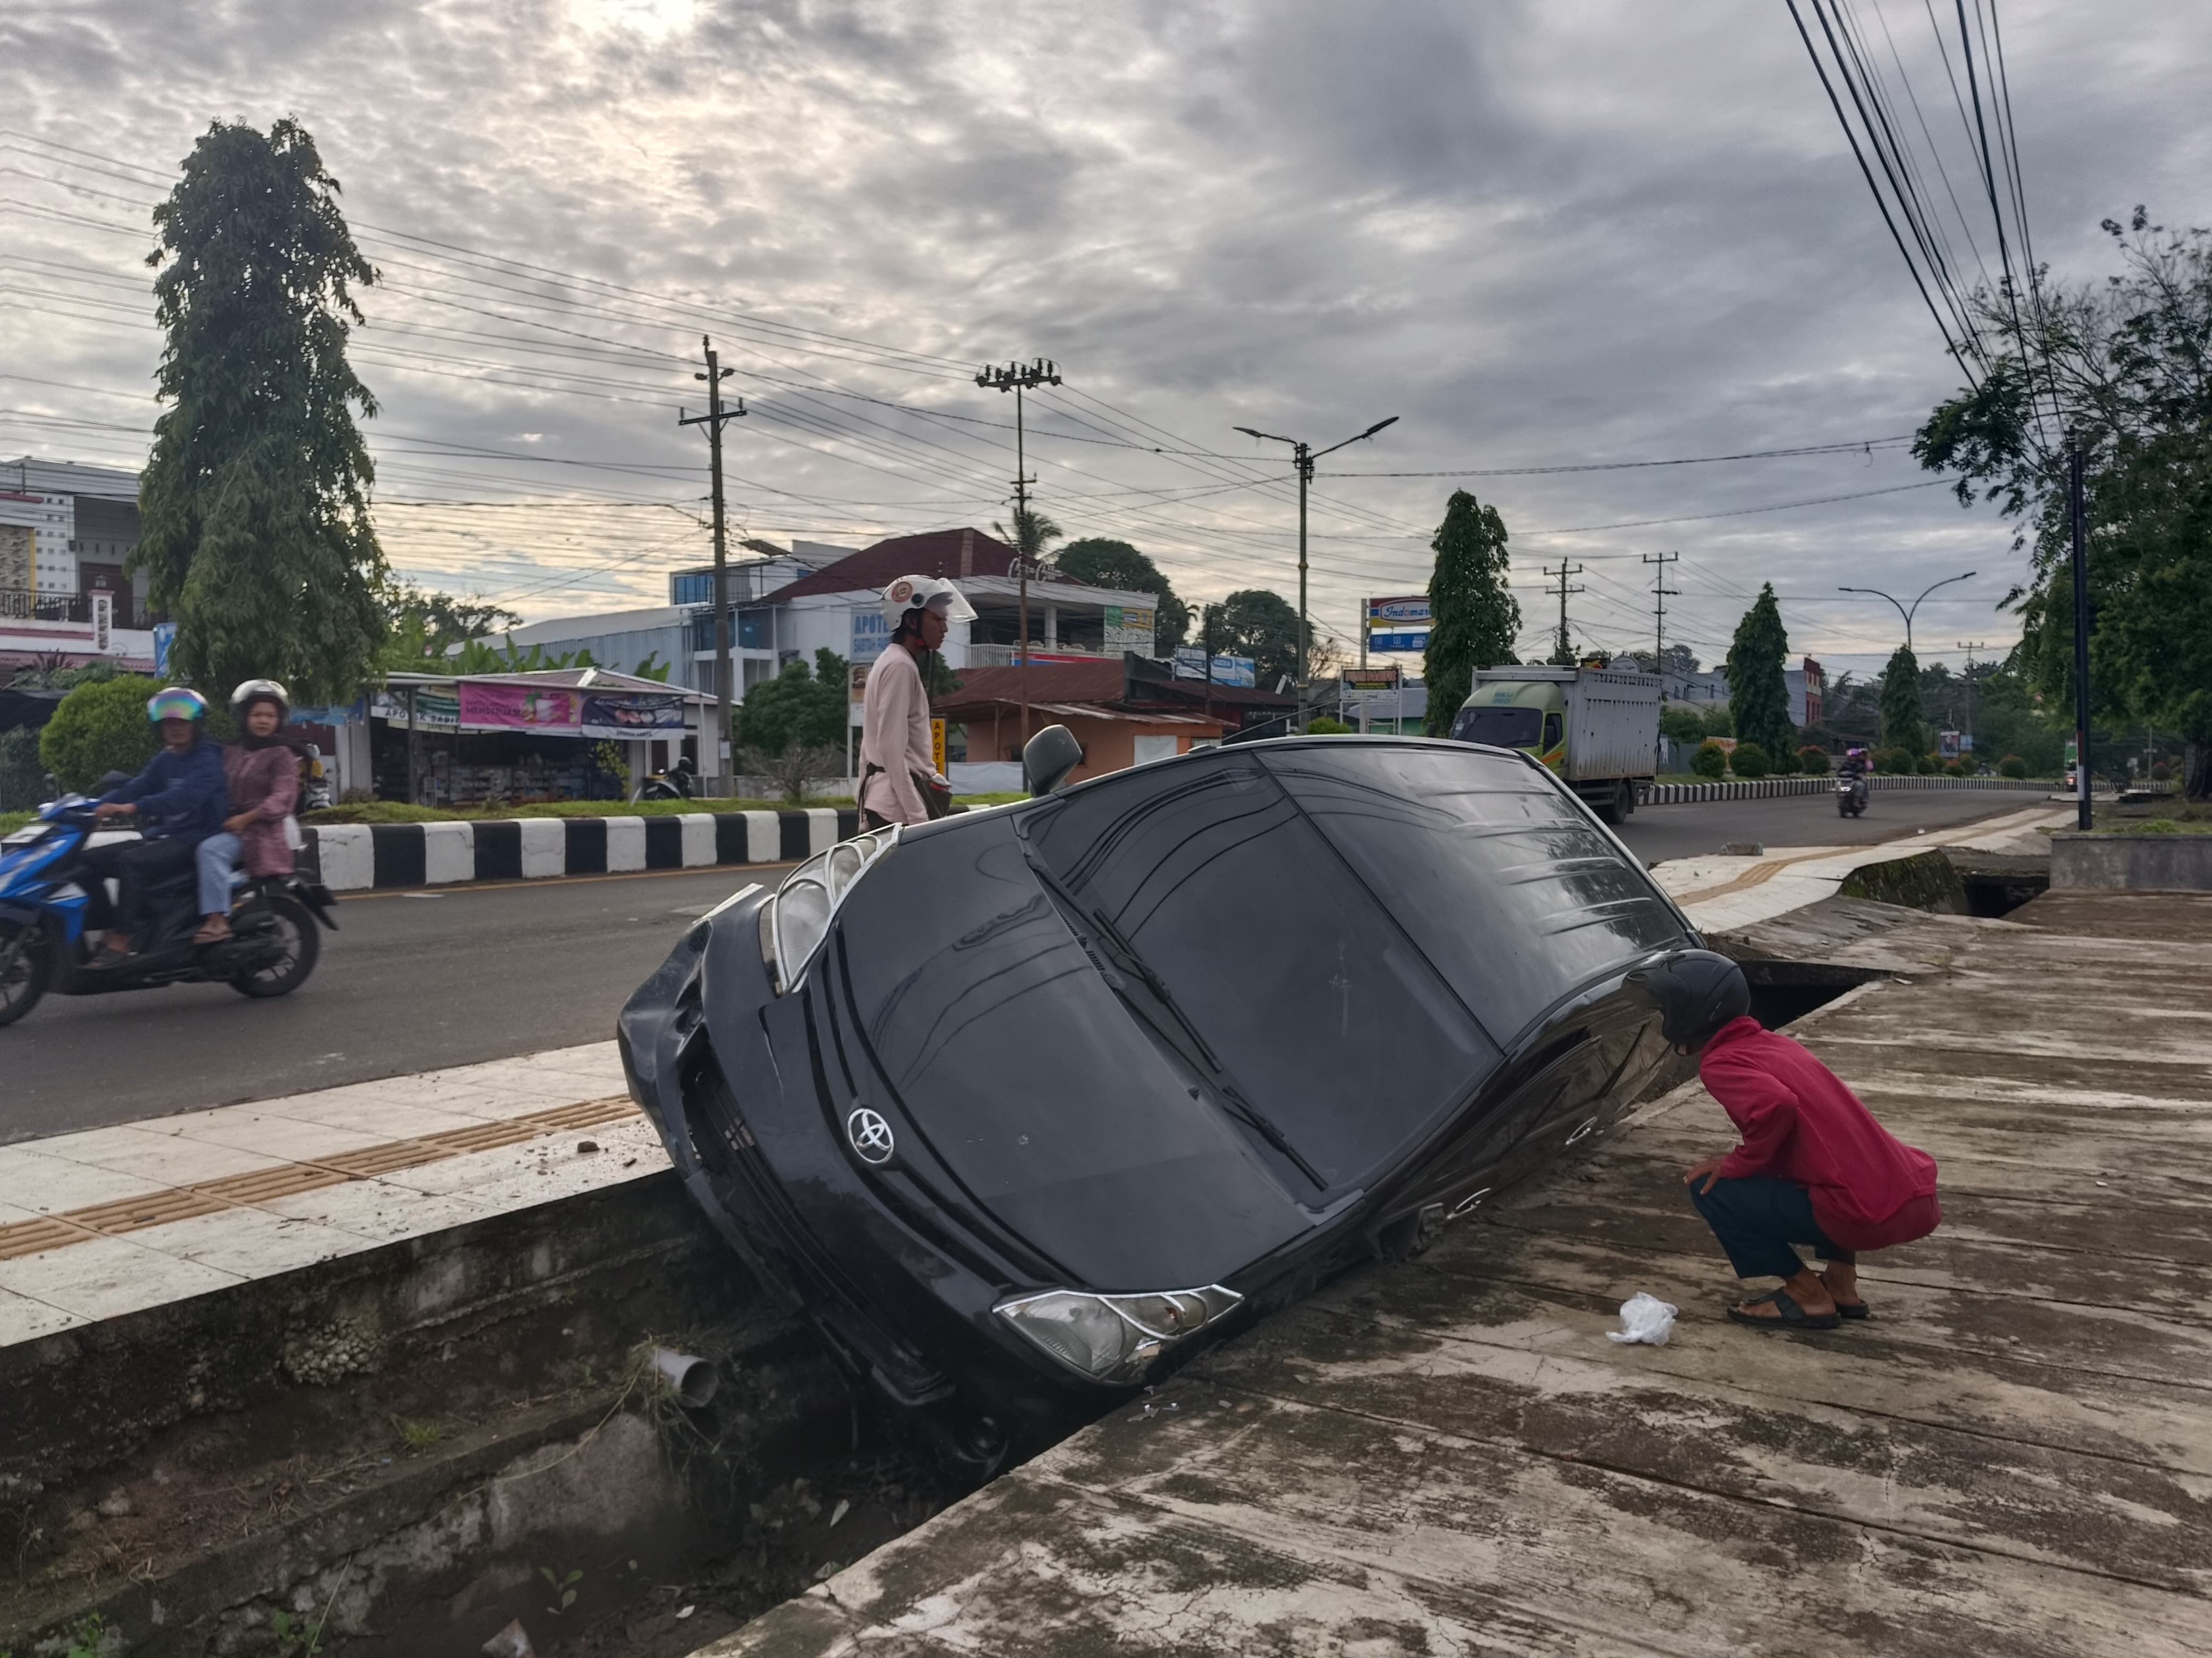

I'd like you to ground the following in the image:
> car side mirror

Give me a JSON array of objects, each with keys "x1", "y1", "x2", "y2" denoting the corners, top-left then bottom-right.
[{"x1": 1024, "y1": 725, "x2": 1084, "y2": 797}]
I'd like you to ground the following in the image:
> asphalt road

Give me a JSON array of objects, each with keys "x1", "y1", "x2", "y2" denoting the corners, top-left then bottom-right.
[{"x1": 3, "y1": 787, "x2": 2047, "y2": 1143}]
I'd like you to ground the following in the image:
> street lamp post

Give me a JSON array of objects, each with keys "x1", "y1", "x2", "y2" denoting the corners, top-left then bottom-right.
[
  {"x1": 1234, "y1": 416, "x2": 1398, "y2": 725},
  {"x1": 1837, "y1": 570, "x2": 1978, "y2": 660}
]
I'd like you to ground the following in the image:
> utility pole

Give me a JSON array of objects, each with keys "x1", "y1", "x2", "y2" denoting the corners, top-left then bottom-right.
[
  {"x1": 977, "y1": 358, "x2": 1061, "y2": 751},
  {"x1": 1543, "y1": 561, "x2": 1586, "y2": 664},
  {"x1": 1957, "y1": 640, "x2": 1988, "y2": 755},
  {"x1": 1644, "y1": 552, "x2": 1680, "y2": 770},
  {"x1": 1235, "y1": 416, "x2": 1398, "y2": 728},
  {"x1": 679, "y1": 336, "x2": 745, "y2": 791},
  {"x1": 2067, "y1": 433, "x2": 2092, "y2": 829}
]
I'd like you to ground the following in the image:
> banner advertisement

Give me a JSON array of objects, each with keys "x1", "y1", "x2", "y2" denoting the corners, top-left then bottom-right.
[
  {"x1": 1102, "y1": 604, "x2": 1156, "y2": 655},
  {"x1": 1367, "y1": 593, "x2": 1431, "y2": 652},
  {"x1": 1341, "y1": 664, "x2": 1402, "y2": 692},
  {"x1": 370, "y1": 688, "x2": 460, "y2": 730},
  {"x1": 459, "y1": 683, "x2": 582, "y2": 731},
  {"x1": 580, "y1": 692, "x2": 686, "y2": 736},
  {"x1": 1171, "y1": 647, "x2": 1257, "y2": 688}
]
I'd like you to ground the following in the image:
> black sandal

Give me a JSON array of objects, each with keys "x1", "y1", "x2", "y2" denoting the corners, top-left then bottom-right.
[
  {"x1": 1832, "y1": 1298, "x2": 1871, "y2": 1320},
  {"x1": 1726, "y1": 1289, "x2": 1841, "y2": 1331}
]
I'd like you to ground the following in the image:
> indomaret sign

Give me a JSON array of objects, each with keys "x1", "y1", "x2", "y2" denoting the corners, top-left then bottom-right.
[{"x1": 1366, "y1": 595, "x2": 1430, "y2": 652}]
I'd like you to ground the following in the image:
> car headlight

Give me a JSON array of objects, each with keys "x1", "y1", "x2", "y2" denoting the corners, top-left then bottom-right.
[
  {"x1": 762, "y1": 827, "x2": 898, "y2": 991},
  {"x1": 995, "y1": 1285, "x2": 1243, "y2": 1384}
]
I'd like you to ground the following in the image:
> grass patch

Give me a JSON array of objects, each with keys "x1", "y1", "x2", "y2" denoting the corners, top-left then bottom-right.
[
  {"x1": 304, "y1": 795, "x2": 852, "y2": 825},
  {"x1": 0, "y1": 810, "x2": 31, "y2": 837},
  {"x1": 393, "y1": 1416, "x2": 444, "y2": 1452},
  {"x1": 2091, "y1": 810, "x2": 2212, "y2": 835}
]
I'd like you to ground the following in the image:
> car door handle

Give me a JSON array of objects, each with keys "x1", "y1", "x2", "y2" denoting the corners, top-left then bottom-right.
[
  {"x1": 1564, "y1": 1118, "x2": 1598, "y2": 1146},
  {"x1": 1448, "y1": 1186, "x2": 1492, "y2": 1218}
]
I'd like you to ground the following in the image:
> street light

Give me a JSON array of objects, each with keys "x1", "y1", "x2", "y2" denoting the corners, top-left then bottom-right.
[
  {"x1": 1235, "y1": 416, "x2": 1398, "y2": 721},
  {"x1": 1837, "y1": 570, "x2": 1978, "y2": 658}
]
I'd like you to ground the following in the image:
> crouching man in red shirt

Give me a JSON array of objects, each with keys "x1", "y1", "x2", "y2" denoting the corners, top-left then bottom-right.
[{"x1": 1628, "y1": 952, "x2": 1941, "y2": 1333}]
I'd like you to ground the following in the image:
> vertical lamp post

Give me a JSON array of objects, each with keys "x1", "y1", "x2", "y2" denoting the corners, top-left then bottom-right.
[
  {"x1": 1235, "y1": 417, "x2": 1397, "y2": 726},
  {"x1": 680, "y1": 336, "x2": 747, "y2": 789},
  {"x1": 978, "y1": 358, "x2": 1062, "y2": 751}
]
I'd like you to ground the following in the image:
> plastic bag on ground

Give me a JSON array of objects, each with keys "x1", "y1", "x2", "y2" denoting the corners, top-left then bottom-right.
[{"x1": 1606, "y1": 1291, "x2": 1678, "y2": 1345}]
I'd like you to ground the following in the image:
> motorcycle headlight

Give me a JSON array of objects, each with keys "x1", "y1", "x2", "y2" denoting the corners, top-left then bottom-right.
[{"x1": 995, "y1": 1285, "x2": 1243, "y2": 1384}]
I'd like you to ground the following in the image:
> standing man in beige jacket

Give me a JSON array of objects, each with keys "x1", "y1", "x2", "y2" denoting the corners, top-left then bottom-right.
[{"x1": 859, "y1": 575, "x2": 976, "y2": 829}]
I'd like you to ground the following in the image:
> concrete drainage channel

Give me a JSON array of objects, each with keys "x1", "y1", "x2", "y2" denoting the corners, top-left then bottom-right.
[{"x1": 0, "y1": 1176, "x2": 962, "y2": 1657}]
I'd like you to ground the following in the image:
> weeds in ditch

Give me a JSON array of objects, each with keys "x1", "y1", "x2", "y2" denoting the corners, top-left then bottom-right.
[
  {"x1": 539, "y1": 1563, "x2": 585, "y2": 1617},
  {"x1": 392, "y1": 1416, "x2": 444, "y2": 1452},
  {"x1": 270, "y1": 1607, "x2": 325, "y2": 1655}
]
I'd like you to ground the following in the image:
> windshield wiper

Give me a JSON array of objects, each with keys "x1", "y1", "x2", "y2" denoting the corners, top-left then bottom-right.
[{"x1": 1024, "y1": 856, "x2": 1327, "y2": 1191}]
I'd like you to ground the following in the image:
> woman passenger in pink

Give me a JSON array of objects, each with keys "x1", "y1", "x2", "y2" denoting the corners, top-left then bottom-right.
[{"x1": 195, "y1": 680, "x2": 300, "y2": 944}]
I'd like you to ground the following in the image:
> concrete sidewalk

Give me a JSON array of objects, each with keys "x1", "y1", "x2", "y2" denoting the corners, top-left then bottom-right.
[
  {"x1": 705, "y1": 888, "x2": 2212, "y2": 1657},
  {"x1": 0, "y1": 1043, "x2": 667, "y2": 1344}
]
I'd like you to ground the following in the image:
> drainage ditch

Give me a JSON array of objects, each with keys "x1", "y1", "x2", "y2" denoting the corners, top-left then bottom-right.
[{"x1": 0, "y1": 1187, "x2": 962, "y2": 1658}]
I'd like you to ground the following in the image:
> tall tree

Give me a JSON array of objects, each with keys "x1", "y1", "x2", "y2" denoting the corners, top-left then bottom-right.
[
  {"x1": 1915, "y1": 208, "x2": 2212, "y2": 797},
  {"x1": 379, "y1": 582, "x2": 519, "y2": 667},
  {"x1": 1421, "y1": 490, "x2": 1518, "y2": 736},
  {"x1": 1054, "y1": 537, "x2": 1190, "y2": 651},
  {"x1": 136, "y1": 120, "x2": 384, "y2": 702},
  {"x1": 1726, "y1": 583, "x2": 1794, "y2": 758},
  {"x1": 1879, "y1": 645, "x2": 1928, "y2": 755},
  {"x1": 1213, "y1": 588, "x2": 1308, "y2": 693}
]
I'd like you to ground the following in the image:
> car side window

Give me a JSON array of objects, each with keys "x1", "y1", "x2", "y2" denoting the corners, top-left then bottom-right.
[{"x1": 1542, "y1": 712, "x2": 1563, "y2": 750}]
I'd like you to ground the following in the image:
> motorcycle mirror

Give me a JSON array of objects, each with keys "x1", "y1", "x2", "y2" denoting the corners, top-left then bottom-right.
[
  {"x1": 97, "y1": 770, "x2": 131, "y2": 790},
  {"x1": 1024, "y1": 725, "x2": 1085, "y2": 797}
]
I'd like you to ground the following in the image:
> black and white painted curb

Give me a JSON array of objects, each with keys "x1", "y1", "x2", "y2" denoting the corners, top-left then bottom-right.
[
  {"x1": 300, "y1": 809, "x2": 861, "y2": 891},
  {"x1": 1640, "y1": 776, "x2": 2051, "y2": 805}
]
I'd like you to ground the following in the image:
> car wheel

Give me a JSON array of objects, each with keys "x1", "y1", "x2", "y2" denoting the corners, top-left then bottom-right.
[
  {"x1": 0, "y1": 919, "x2": 48, "y2": 1028},
  {"x1": 231, "y1": 895, "x2": 320, "y2": 998}
]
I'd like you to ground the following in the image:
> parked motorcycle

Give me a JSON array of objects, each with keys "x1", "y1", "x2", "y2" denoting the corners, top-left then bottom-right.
[
  {"x1": 1837, "y1": 772, "x2": 1869, "y2": 817},
  {"x1": 0, "y1": 794, "x2": 339, "y2": 1028},
  {"x1": 631, "y1": 754, "x2": 696, "y2": 804}
]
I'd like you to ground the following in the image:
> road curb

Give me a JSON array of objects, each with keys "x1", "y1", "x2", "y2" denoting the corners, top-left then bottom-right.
[
  {"x1": 301, "y1": 807, "x2": 856, "y2": 890},
  {"x1": 1640, "y1": 776, "x2": 2050, "y2": 806}
]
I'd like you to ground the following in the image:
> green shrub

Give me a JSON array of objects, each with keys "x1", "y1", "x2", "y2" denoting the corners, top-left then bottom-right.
[
  {"x1": 1943, "y1": 758, "x2": 1970, "y2": 777},
  {"x1": 2150, "y1": 761, "x2": 2172, "y2": 782},
  {"x1": 1305, "y1": 716, "x2": 1353, "y2": 734},
  {"x1": 1730, "y1": 741, "x2": 1771, "y2": 778},
  {"x1": 1998, "y1": 755, "x2": 2027, "y2": 779},
  {"x1": 1796, "y1": 745, "x2": 1831, "y2": 775},
  {"x1": 1659, "y1": 704, "x2": 1707, "y2": 747},
  {"x1": 1692, "y1": 739, "x2": 1728, "y2": 779},
  {"x1": 1917, "y1": 753, "x2": 1941, "y2": 775},
  {"x1": 39, "y1": 676, "x2": 163, "y2": 792},
  {"x1": 1872, "y1": 745, "x2": 1915, "y2": 775},
  {"x1": 1771, "y1": 746, "x2": 1800, "y2": 776}
]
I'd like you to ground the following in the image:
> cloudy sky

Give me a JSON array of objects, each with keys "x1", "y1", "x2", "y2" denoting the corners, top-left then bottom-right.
[{"x1": 3, "y1": 0, "x2": 2207, "y2": 676}]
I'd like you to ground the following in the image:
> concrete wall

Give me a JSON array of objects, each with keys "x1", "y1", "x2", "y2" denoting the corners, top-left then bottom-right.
[{"x1": 2050, "y1": 832, "x2": 2212, "y2": 890}]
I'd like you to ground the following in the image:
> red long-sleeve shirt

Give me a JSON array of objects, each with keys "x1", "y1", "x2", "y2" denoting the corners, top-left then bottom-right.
[{"x1": 1700, "y1": 1016, "x2": 1941, "y2": 1251}]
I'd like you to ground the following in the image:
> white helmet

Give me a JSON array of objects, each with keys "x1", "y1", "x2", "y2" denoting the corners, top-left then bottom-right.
[{"x1": 879, "y1": 574, "x2": 977, "y2": 628}]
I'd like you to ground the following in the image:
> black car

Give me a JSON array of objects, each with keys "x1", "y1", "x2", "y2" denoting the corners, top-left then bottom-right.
[{"x1": 618, "y1": 735, "x2": 1697, "y2": 1474}]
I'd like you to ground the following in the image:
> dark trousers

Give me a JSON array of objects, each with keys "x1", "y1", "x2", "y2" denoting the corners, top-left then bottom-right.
[
  {"x1": 1688, "y1": 1175, "x2": 1856, "y2": 1281},
  {"x1": 79, "y1": 837, "x2": 196, "y2": 938}
]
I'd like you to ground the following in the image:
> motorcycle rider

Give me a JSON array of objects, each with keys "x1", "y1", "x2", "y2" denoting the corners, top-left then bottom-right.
[
  {"x1": 858, "y1": 575, "x2": 974, "y2": 830},
  {"x1": 194, "y1": 680, "x2": 301, "y2": 945},
  {"x1": 83, "y1": 687, "x2": 228, "y2": 961}
]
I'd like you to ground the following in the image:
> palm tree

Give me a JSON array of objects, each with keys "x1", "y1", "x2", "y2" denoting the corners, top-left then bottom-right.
[{"x1": 993, "y1": 506, "x2": 1063, "y2": 562}]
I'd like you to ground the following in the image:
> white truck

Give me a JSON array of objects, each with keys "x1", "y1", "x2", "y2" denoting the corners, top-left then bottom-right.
[{"x1": 1449, "y1": 664, "x2": 1661, "y2": 824}]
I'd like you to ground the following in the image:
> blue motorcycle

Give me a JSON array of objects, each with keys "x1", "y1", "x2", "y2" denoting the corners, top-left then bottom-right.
[{"x1": 0, "y1": 790, "x2": 339, "y2": 1028}]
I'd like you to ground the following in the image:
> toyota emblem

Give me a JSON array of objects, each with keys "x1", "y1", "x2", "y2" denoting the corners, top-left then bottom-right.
[{"x1": 847, "y1": 1107, "x2": 895, "y2": 1165}]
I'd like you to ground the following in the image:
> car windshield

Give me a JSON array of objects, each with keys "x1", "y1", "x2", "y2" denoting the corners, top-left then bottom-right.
[
  {"x1": 1451, "y1": 705, "x2": 1541, "y2": 747},
  {"x1": 1258, "y1": 744, "x2": 1692, "y2": 1044},
  {"x1": 1030, "y1": 759, "x2": 1499, "y2": 1190}
]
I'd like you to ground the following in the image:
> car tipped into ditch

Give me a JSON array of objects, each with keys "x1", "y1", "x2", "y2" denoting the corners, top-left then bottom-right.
[{"x1": 619, "y1": 735, "x2": 1698, "y2": 1474}]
